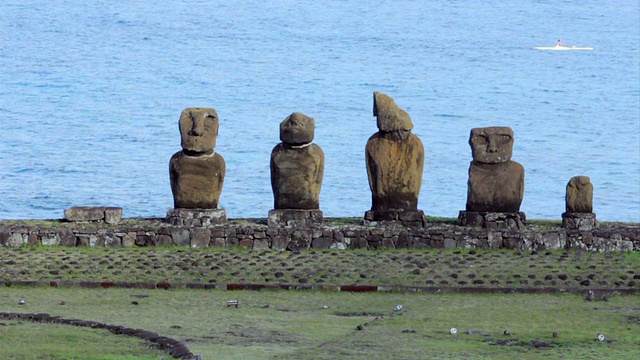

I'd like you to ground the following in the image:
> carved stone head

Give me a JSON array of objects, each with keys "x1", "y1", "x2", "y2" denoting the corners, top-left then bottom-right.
[
  {"x1": 373, "y1": 91, "x2": 413, "y2": 132},
  {"x1": 469, "y1": 127, "x2": 514, "y2": 164},
  {"x1": 280, "y1": 112, "x2": 315, "y2": 145},
  {"x1": 179, "y1": 108, "x2": 219, "y2": 154},
  {"x1": 566, "y1": 175, "x2": 593, "y2": 213}
]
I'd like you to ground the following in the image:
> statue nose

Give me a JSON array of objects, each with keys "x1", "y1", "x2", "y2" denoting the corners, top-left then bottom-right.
[
  {"x1": 487, "y1": 143, "x2": 498, "y2": 153},
  {"x1": 190, "y1": 119, "x2": 204, "y2": 136}
]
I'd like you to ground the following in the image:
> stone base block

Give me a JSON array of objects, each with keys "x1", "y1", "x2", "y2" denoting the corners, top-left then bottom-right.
[
  {"x1": 166, "y1": 208, "x2": 227, "y2": 227},
  {"x1": 458, "y1": 211, "x2": 526, "y2": 230},
  {"x1": 268, "y1": 209, "x2": 323, "y2": 227},
  {"x1": 562, "y1": 212, "x2": 597, "y2": 230},
  {"x1": 364, "y1": 210, "x2": 426, "y2": 228},
  {"x1": 64, "y1": 206, "x2": 123, "y2": 225}
]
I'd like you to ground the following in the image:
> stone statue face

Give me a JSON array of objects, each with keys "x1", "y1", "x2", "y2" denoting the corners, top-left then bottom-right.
[
  {"x1": 179, "y1": 108, "x2": 219, "y2": 153},
  {"x1": 469, "y1": 127, "x2": 514, "y2": 164},
  {"x1": 280, "y1": 112, "x2": 314, "y2": 145}
]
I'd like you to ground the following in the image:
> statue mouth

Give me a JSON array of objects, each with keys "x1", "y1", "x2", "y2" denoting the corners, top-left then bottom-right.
[{"x1": 182, "y1": 149, "x2": 215, "y2": 157}]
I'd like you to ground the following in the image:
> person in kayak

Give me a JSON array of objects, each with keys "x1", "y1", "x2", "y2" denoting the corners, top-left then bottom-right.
[{"x1": 555, "y1": 39, "x2": 564, "y2": 46}]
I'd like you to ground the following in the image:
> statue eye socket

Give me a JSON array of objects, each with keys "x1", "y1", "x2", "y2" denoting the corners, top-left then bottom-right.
[
  {"x1": 474, "y1": 135, "x2": 488, "y2": 144},
  {"x1": 499, "y1": 134, "x2": 512, "y2": 143}
]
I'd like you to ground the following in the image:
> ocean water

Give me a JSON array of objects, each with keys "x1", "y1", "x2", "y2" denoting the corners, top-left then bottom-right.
[{"x1": 0, "y1": 0, "x2": 638, "y2": 222}]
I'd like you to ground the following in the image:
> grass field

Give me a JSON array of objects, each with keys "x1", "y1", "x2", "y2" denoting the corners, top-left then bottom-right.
[
  {"x1": 1, "y1": 247, "x2": 638, "y2": 290},
  {"x1": 0, "y1": 246, "x2": 638, "y2": 359},
  {"x1": 1, "y1": 287, "x2": 638, "y2": 359}
]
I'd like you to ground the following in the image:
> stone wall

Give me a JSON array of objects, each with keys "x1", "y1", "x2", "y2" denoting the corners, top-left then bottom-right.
[{"x1": 0, "y1": 218, "x2": 638, "y2": 252}]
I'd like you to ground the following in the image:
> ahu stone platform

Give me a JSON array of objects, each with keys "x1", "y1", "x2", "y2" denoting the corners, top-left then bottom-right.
[{"x1": 0, "y1": 218, "x2": 638, "y2": 252}]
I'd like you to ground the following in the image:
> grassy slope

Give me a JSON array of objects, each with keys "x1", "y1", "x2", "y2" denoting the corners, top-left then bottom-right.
[
  {"x1": 1, "y1": 247, "x2": 638, "y2": 291},
  {"x1": 0, "y1": 232, "x2": 638, "y2": 359}
]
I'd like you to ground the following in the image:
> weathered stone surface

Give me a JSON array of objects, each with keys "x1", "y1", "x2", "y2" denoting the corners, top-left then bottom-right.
[
  {"x1": 373, "y1": 91, "x2": 413, "y2": 132},
  {"x1": 104, "y1": 234, "x2": 121, "y2": 247},
  {"x1": 166, "y1": 208, "x2": 227, "y2": 227},
  {"x1": 271, "y1": 144, "x2": 324, "y2": 209},
  {"x1": 169, "y1": 153, "x2": 225, "y2": 209},
  {"x1": 366, "y1": 92, "x2": 424, "y2": 211},
  {"x1": 566, "y1": 176, "x2": 593, "y2": 213},
  {"x1": 179, "y1": 108, "x2": 219, "y2": 153},
  {"x1": 268, "y1": 209, "x2": 323, "y2": 227},
  {"x1": 465, "y1": 127, "x2": 524, "y2": 212},
  {"x1": 104, "y1": 207, "x2": 123, "y2": 225},
  {"x1": 170, "y1": 228, "x2": 190, "y2": 246},
  {"x1": 458, "y1": 211, "x2": 526, "y2": 230},
  {"x1": 469, "y1": 127, "x2": 514, "y2": 164},
  {"x1": 364, "y1": 210, "x2": 426, "y2": 227},
  {"x1": 170, "y1": 107, "x2": 225, "y2": 209},
  {"x1": 122, "y1": 232, "x2": 136, "y2": 247},
  {"x1": 64, "y1": 206, "x2": 115, "y2": 222},
  {"x1": 253, "y1": 239, "x2": 270, "y2": 250},
  {"x1": 562, "y1": 212, "x2": 597, "y2": 231},
  {"x1": 190, "y1": 229, "x2": 211, "y2": 248},
  {"x1": 279, "y1": 112, "x2": 315, "y2": 145},
  {"x1": 287, "y1": 229, "x2": 312, "y2": 250},
  {"x1": 0, "y1": 229, "x2": 10, "y2": 246},
  {"x1": 58, "y1": 228, "x2": 76, "y2": 246},
  {"x1": 8, "y1": 233, "x2": 25, "y2": 247},
  {"x1": 41, "y1": 233, "x2": 60, "y2": 246},
  {"x1": 1, "y1": 218, "x2": 638, "y2": 252},
  {"x1": 157, "y1": 235, "x2": 173, "y2": 246},
  {"x1": 271, "y1": 113, "x2": 324, "y2": 210},
  {"x1": 311, "y1": 237, "x2": 333, "y2": 249}
]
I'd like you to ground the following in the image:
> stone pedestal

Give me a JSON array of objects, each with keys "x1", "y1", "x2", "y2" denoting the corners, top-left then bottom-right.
[
  {"x1": 562, "y1": 212, "x2": 597, "y2": 231},
  {"x1": 268, "y1": 209, "x2": 323, "y2": 227},
  {"x1": 64, "y1": 206, "x2": 123, "y2": 225},
  {"x1": 458, "y1": 211, "x2": 526, "y2": 230},
  {"x1": 364, "y1": 210, "x2": 426, "y2": 228},
  {"x1": 166, "y1": 208, "x2": 227, "y2": 227}
]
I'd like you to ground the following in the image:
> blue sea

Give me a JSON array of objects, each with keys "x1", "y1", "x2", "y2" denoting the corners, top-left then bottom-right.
[{"x1": 1, "y1": 1, "x2": 639, "y2": 222}]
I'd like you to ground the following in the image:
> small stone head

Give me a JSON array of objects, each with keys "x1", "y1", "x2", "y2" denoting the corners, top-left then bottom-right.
[
  {"x1": 373, "y1": 91, "x2": 413, "y2": 133},
  {"x1": 469, "y1": 126, "x2": 514, "y2": 164},
  {"x1": 280, "y1": 112, "x2": 315, "y2": 145},
  {"x1": 179, "y1": 108, "x2": 219, "y2": 154},
  {"x1": 566, "y1": 175, "x2": 593, "y2": 213}
]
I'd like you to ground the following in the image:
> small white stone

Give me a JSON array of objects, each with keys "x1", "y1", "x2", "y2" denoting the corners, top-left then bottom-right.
[{"x1": 18, "y1": 299, "x2": 25, "y2": 305}]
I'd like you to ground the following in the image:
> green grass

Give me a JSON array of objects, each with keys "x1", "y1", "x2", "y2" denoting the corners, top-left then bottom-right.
[
  {"x1": 1, "y1": 247, "x2": 638, "y2": 291},
  {"x1": 0, "y1": 321, "x2": 168, "y2": 359},
  {"x1": 0, "y1": 288, "x2": 638, "y2": 359},
  {"x1": 0, "y1": 239, "x2": 638, "y2": 358}
]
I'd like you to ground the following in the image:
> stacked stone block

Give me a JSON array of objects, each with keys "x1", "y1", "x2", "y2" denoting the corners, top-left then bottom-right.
[{"x1": 1, "y1": 220, "x2": 637, "y2": 252}]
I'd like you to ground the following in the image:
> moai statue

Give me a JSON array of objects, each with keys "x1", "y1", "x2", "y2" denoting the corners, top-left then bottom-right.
[
  {"x1": 459, "y1": 126, "x2": 525, "y2": 229},
  {"x1": 562, "y1": 175, "x2": 596, "y2": 230},
  {"x1": 167, "y1": 108, "x2": 227, "y2": 226},
  {"x1": 565, "y1": 176, "x2": 593, "y2": 213},
  {"x1": 364, "y1": 91, "x2": 425, "y2": 226},
  {"x1": 268, "y1": 112, "x2": 324, "y2": 229}
]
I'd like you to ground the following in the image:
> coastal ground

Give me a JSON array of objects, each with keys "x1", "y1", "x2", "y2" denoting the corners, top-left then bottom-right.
[{"x1": 0, "y1": 245, "x2": 638, "y2": 359}]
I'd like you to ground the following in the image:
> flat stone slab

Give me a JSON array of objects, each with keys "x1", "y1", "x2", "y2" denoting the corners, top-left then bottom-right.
[
  {"x1": 458, "y1": 211, "x2": 526, "y2": 230},
  {"x1": 562, "y1": 212, "x2": 597, "y2": 230},
  {"x1": 64, "y1": 207, "x2": 123, "y2": 224},
  {"x1": 364, "y1": 210, "x2": 426, "y2": 227},
  {"x1": 268, "y1": 209, "x2": 323, "y2": 227},
  {"x1": 166, "y1": 208, "x2": 227, "y2": 226}
]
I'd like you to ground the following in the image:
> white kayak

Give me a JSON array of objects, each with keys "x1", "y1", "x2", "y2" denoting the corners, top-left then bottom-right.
[{"x1": 532, "y1": 44, "x2": 594, "y2": 51}]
